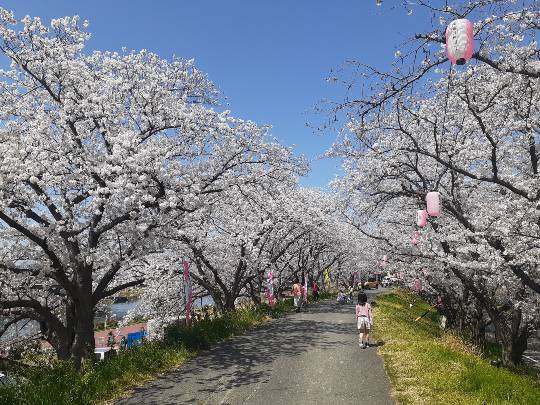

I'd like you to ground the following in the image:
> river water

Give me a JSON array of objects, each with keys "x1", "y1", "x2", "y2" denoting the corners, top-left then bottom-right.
[
  {"x1": 108, "y1": 295, "x2": 215, "y2": 321},
  {"x1": 1, "y1": 296, "x2": 215, "y2": 343}
]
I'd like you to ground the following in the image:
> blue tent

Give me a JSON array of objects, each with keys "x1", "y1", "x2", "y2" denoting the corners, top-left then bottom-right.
[{"x1": 126, "y1": 331, "x2": 146, "y2": 348}]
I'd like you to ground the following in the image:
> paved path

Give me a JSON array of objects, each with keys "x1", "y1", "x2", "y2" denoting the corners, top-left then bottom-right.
[{"x1": 117, "y1": 291, "x2": 394, "y2": 405}]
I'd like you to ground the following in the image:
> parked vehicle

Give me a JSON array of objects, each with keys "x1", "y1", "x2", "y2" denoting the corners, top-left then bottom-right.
[
  {"x1": 94, "y1": 347, "x2": 116, "y2": 362},
  {"x1": 0, "y1": 371, "x2": 16, "y2": 386},
  {"x1": 363, "y1": 277, "x2": 379, "y2": 289},
  {"x1": 381, "y1": 276, "x2": 398, "y2": 288}
]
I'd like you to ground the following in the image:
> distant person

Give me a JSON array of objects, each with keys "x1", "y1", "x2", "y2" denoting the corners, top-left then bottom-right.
[
  {"x1": 337, "y1": 289, "x2": 347, "y2": 304},
  {"x1": 107, "y1": 331, "x2": 116, "y2": 349},
  {"x1": 356, "y1": 292, "x2": 373, "y2": 349},
  {"x1": 120, "y1": 335, "x2": 128, "y2": 351},
  {"x1": 312, "y1": 281, "x2": 320, "y2": 301},
  {"x1": 292, "y1": 277, "x2": 303, "y2": 312}
]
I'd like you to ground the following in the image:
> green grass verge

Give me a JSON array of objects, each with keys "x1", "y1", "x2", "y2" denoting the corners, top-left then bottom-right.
[
  {"x1": 0, "y1": 298, "x2": 294, "y2": 405},
  {"x1": 373, "y1": 290, "x2": 540, "y2": 405}
]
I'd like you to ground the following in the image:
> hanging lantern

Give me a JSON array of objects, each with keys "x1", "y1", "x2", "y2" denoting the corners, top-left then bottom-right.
[
  {"x1": 383, "y1": 255, "x2": 388, "y2": 262},
  {"x1": 426, "y1": 192, "x2": 441, "y2": 217},
  {"x1": 412, "y1": 231, "x2": 420, "y2": 245},
  {"x1": 416, "y1": 209, "x2": 428, "y2": 228},
  {"x1": 446, "y1": 19, "x2": 474, "y2": 65}
]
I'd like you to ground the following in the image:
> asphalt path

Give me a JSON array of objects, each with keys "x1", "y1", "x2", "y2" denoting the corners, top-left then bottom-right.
[{"x1": 117, "y1": 289, "x2": 394, "y2": 405}]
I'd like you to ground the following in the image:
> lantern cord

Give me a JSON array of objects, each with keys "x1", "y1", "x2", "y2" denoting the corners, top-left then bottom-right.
[{"x1": 440, "y1": 64, "x2": 454, "y2": 140}]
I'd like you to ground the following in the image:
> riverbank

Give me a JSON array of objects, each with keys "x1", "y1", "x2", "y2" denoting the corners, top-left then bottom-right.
[
  {"x1": 373, "y1": 290, "x2": 540, "y2": 405},
  {"x1": 0, "y1": 299, "x2": 296, "y2": 405}
]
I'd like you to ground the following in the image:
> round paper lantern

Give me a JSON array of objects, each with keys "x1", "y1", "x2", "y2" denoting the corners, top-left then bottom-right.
[
  {"x1": 446, "y1": 19, "x2": 474, "y2": 65},
  {"x1": 426, "y1": 192, "x2": 441, "y2": 217},
  {"x1": 416, "y1": 209, "x2": 428, "y2": 228},
  {"x1": 412, "y1": 231, "x2": 420, "y2": 245}
]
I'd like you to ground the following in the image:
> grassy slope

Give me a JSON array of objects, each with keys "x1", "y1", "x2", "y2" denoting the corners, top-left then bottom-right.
[
  {"x1": 0, "y1": 299, "x2": 296, "y2": 405},
  {"x1": 373, "y1": 290, "x2": 540, "y2": 405}
]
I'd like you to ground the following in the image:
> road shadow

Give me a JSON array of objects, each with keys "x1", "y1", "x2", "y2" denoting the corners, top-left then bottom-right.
[{"x1": 117, "y1": 301, "x2": 359, "y2": 404}]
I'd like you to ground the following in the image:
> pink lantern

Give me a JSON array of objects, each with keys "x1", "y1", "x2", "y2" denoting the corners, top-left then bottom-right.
[
  {"x1": 426, "y1": 192, "x2": 441, "y2": 217},
  {"x1": 412, "y1": 231, "x2": 420, "y2": 245},
  {"x1": 416, "y1": 209, "x2": 427, "y2": 228},
  {"x1": 383, "y1": 255, "x2": 388, "y2": 262},
  {"x1": 446, "y1": 19, "x2": 474, "y2": 65}
]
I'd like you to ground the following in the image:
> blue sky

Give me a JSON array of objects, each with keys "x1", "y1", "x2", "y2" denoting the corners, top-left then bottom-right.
[{"x1": 2, "y1": 0, "x2": 430, "y2": 188}]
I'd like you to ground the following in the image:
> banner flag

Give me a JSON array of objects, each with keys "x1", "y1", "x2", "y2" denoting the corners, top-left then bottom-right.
[
  {"x1": 183, "y1": 259, "x2": 193, "y2": 325},
  {"x1": 324, "y1": 269, "x2": 331, "y2": 289},
  {"x1": 303, "y1": 272, "x2": 308, "y2": 301},
  {"x1": 266, "y1": 270, "x2": 274, "y2": 306}
]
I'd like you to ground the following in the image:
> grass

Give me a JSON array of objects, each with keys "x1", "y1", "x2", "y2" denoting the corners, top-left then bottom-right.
[
  {"x1": 373, "y1": 290, "x2": 540, "y2": 405},
  {"x1": 0, "y1": 298, "x2": 294, "y2": 405}
]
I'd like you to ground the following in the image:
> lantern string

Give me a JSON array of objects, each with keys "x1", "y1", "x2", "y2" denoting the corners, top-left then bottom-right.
[{"x1": 441, "y1": 64, "x2": 454, "y2": 141}]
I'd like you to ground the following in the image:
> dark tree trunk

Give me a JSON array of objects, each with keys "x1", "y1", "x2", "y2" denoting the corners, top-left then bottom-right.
[
  {"x1": 468, "y1": 311, "x2": 487, "y2": 348},
  {"x1": 70, "y1": 266, "x2": 96, "y2": 368},
  {"x1": 248, "y1": 280, "x2": 262, "y2": 305},
  {"x1": 70, "y1": 299, "x2": 95, "y2": 369},
  {"x1": 224, "y1": 293, "x2": 236, "y2": 311},
  {"x1": 492, "y1": 310, "x2": 529, "y2": 367}
]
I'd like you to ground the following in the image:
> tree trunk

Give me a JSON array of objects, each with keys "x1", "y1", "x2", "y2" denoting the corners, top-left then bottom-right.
[
  {"x1": 224, "y1": 293, "x2": 236, "y2": 311},
  {"x1": 492, "y1": 311, "x2": 529, "y2": 367},
  {"x1": 468, "y1": 312, "x2": 487, "y2": 348},
  {"x1": 70, "y1": 266, "x2": 96, "y2": 369},
  {"x1": 71, "y1": 300, "x2": 95, "y2": 369}
]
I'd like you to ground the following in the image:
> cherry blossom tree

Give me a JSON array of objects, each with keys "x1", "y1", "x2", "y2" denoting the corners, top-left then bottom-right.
[
  {"x1": 0, "y1": 9, "x2": 304, "y2": 367},
  {"x1": 328, "y1": 0, "x2": 540, "y2": 366},
  {"x1": 130, "y1": 183, "x2": 364, "y2": 327}
]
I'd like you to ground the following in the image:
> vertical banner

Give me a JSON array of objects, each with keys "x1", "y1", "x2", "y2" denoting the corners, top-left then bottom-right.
[
  {"x1": 324, "y1": 269, "x2": 331, "y2": 290},
  {"x1": 414, "y1": 277, "x2": 422, "y2": 293},
  {"x1": 183, "y1": 259, "x2": 193, "y2": 325},
  {"x1": 303, "y1": 272, "x2": 308, "y2": 301},
  {"x1": 266, "y1": 270, "x2": 274, "y2": 306}
]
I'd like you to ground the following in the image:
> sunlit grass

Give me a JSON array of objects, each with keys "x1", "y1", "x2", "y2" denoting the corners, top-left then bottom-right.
[{"x1": 374, "y1": 290, "x2": 540, "y2": 405}]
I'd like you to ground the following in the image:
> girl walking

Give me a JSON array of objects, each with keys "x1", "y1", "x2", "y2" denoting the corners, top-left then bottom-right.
[
  {"x1": 291, "y1": 277, "x2": 303, "y2": 312},
  {"x1": 355, "y1": 292, "x2": 372, "y2": 349}
]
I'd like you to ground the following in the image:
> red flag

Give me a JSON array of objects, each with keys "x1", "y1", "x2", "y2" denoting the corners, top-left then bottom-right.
[
  {"x1": 183, "y1": 259, "x2": 193, "y2": 325},
  {"x1": 303, "y1": 272, "x2": 308, "y2": 301}
]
